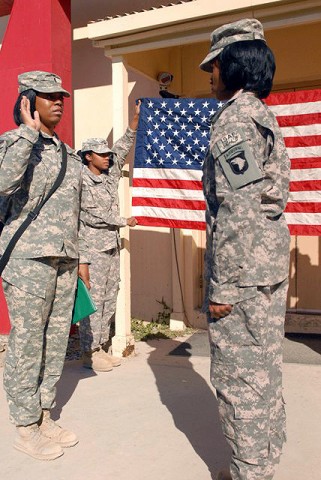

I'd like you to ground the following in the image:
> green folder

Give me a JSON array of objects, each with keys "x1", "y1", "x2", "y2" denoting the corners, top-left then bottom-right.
[{"x1": 72, "y1": 277, "x2": 97, "y2": 324}]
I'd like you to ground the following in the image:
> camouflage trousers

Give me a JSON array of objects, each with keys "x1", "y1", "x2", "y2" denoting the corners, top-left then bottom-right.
[
  {"x1": 2, "y1": 257, "x2": 78, "y2": 426},
  {"x1": 79, "y1": 248, "x2": 120, "y2": 352},
  {"x1": 208, "y1": 279, "x2": 288, "y2": 480}
]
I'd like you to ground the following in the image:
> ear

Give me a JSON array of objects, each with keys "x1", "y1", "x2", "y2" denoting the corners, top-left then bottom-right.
[{"x1": 85, "y1": 152, "x2": 92, "y2": 163}]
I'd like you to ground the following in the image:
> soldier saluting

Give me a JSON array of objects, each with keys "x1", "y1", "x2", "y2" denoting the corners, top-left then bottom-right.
[{"x1": 0, "y1": 71, "x2": 89, "y2": 460}]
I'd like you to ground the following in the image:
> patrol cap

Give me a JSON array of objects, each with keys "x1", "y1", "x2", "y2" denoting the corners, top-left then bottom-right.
[
  {"x1": 18, "y1": 70, "x2": 70, "y2": 97},
  {"x1": 200, "y1": 18, "x2": 266, "y2": 72},
  {"x1": 81, "y1": 138, "x2": 113, "y2": 154}
]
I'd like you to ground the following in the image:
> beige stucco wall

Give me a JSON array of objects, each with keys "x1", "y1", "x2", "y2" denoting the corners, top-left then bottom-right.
[{"x1": 72, "y1": 5, "x2": 321, "y2": 325}]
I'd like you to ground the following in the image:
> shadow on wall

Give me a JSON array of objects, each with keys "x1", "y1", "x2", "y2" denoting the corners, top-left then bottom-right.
[
  {"x1": 147, "y1": 337, "x2": 231, "y2": 478},
  {"x1": 130, "y1": 229, "x2": 172, "y2": 322},
  {"x1": 288, "y1": 243, "x2": 321, "y2": 310}
]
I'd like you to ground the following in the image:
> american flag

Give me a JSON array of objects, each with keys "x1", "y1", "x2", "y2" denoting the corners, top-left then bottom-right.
[{"x1": 132, "y1": 91, "x2": 321, "y2": 235}]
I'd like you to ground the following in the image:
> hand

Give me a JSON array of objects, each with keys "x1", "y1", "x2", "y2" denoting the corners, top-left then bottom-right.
[
  {"x1": 129, "y1": 100, "x2": 141, "y2": 131},
  {"x1": 127, "y1": 216, "x2": 138, "y2": 227},
  {"x1": 78, "y1": 263, "x2": 90, "y2": 289},
  {"x1": 209, "y1": 301, "x2": 232, "y2": 319},
  {"x1": 134, "y1": 99, "x2": 141, "y2": 116},
  {"x1": 20, "y1": 96, "x2": 41, "y2": 131}
]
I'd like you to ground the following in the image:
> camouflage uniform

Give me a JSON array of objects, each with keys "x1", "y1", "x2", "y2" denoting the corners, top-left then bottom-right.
[
  {"x1": 0, "y1": 71, "x2": 87, "y2": 426},
  {"x1": 203, "y1": 89, "x2": 290, "y2": 480},
  {"x1": 79, "y1": 129, "x2": 136, "y2": 353}
]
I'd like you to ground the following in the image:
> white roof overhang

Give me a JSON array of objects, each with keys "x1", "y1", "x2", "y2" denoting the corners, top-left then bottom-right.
[{"x1": 74, "y1": 0, "x2": 321, "y2": 56}]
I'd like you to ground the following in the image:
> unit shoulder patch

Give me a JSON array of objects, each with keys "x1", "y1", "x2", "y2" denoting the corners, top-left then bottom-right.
[{"x1": 213, "y1": 127, "x2": 263, "y2": 190}]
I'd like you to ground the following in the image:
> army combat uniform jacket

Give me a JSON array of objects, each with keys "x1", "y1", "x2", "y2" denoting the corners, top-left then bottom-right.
[
  {"x1": 203, "y1": 90, "x2": 290, "y2": 308},
  {"x1": 0, "y1": 124, "x2": 88, "y2": 267},
  {"x1": 80, "y1": 127, "x2": 136, "y2": 256}
]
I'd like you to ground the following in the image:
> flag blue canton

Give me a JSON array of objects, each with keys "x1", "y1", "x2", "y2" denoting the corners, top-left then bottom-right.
[{"x1": 135, "y1": 98, "x2": 224, "y2": 170}]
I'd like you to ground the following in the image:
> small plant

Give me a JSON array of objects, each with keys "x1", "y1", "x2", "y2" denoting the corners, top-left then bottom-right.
[
  {"x1": 154, "y1": 297, "x2": 172, "y2": 325},
  {"x1": 131, "y1": 318, "x2": 197, "y2": 342}
]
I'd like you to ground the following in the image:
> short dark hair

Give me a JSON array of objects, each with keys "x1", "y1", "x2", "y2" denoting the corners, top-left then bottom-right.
[
  {"x1": 78, "y1": 150, "x2": 90, "y2": 165},
  {"x1": 13, "y1": 89, "x2": 37, "y2": 126},
  {"x1": 218, "y1": 39, "x2": 275, "y2": 99}
]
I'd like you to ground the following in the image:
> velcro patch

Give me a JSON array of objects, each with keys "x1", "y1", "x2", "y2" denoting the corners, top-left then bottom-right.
[{"x1": 218, "y1": 141, "x2": 263, "y2": 190}]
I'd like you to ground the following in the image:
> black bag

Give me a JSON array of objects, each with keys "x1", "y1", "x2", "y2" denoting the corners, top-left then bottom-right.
[{"x1": 0, "y1": 143, "x2": 68, "y2": 276}]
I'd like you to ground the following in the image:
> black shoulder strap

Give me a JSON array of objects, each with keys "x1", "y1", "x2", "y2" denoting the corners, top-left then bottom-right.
[{"x1": 0, "y1": 142, "x2": 68, "y2": 276}]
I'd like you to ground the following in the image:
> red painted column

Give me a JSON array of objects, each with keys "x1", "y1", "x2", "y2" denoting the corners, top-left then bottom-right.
[{"x1": 0, "y1": 0, "x2": 72, "y2": 335}]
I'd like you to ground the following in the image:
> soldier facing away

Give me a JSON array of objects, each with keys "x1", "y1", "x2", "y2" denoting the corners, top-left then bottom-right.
[
  {"x1": 200, "y1": 19, "x2": 290, "y2": 480},
  {"x1": 78, "y1": 101, "x2": 140, "y2": 372},
  {"x1": 0, "y1": 71, "x2": 89, "y2": 460}
]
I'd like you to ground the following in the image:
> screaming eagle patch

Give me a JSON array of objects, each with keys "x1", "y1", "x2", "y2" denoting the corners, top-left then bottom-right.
[{"x1": 213, "y1": 127, "x2": 263, "y2": 190}]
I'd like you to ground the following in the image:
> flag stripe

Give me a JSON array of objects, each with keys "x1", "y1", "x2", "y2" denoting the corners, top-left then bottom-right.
[
  {"x1": 132, "y1": 196, "x2": 206, "y2": 210},
  {"x1": 291, "y1": 158, "x2": 321, "y2": 169},
  {"x1": 290, "y1": 180, "x2": 321, "y2": 191},
  {"x1": 132, "y1": 205, "x2": 205, "y2": 222},
  {"x1": 134, "y1": 216, "x2": 206, "y2": 230},
  {"x1": 277, "y1": 112, "x2": 321, "y2": 127},
  {"x1": 133, "y1": 186, "x2": 204, "y2": 200},
  {"x1": 132, "y1": 178, "x2": 203, "y2": 191},
  {"x1": 285, "y1": 202, "x2": 321, "y2": 213},
  {"x1": 284, "y1": 134, "x2": 321, "y2": 148}
]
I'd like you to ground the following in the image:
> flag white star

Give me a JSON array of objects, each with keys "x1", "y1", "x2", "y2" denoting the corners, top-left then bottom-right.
[
  {"x1": 148, "y1": 101, "x2": 154, "y2": 108},
  {"x1": 202, "y1": 101, "x2": 209, "y2": 108},
  {"x1": 174, "y1": 101, "x2": 180, "y2": 108},
  {"x1": 188, "y1": 101, "x2": 195, "y2": 108}
]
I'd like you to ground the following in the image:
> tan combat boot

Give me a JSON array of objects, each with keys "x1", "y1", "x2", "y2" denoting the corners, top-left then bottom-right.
[
  {"x1": 217, "y1": 469, "x2": 232, "y2": 480},
  {"x1": 82, "y1": 349, "x2": 113, "y2": 372},
  {"x1": 39, "y1": 410, "x2": 78, "y2": 448},
  {"x1": 99, "y1": 345, "x2": 121, "y2": 367},
  {"x1": 14, "y1": 423, "x2": 64, "y2": 460}
]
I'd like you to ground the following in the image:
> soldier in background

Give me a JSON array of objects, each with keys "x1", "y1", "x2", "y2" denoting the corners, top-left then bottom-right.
[
  {"x1": 0, "y1": 71, "x2": 89, "y2": 460},
  {"x1": 78, "y1": 101, "x2": 140, "y2": 372},
  {"x1": 200, "y1": 20, "x2": 290, "y2": 480}
]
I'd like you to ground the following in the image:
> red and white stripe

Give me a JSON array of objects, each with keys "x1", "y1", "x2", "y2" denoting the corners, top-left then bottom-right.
[
  {"x1": 132, "y1": 168, "x2": 205, "y2": 229},
  {"x1": 266, "y1": 89, "x2": 321, "y2": 235}
]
